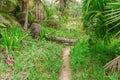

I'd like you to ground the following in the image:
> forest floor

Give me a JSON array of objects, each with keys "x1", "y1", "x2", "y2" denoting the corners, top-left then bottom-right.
[{"x1": 0, "y1": 19, "x2": 82, "y2": 80}]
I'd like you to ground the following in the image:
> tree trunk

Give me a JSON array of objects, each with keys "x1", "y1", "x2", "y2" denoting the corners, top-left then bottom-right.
[
  {"x1": 40, "y1": 0, "x2": 49, "y2": 17},
  {"x1": 21, "y1": 0, "x2": 25, "y2": 11},
  {"x1": 38, "y1": 4, "x2": 41, "y2": 21},
  {"x1": 59, "y1": 0, "x2": 67, "y2": 11},
  {"x1": 35, "y1": 3, "x2": 39, "y2": 21},
  {"x1": 23, "y1": 0, "x2": 29, "y2": 30},
  {"x1": 0, "y1": 1, "x2": 3, "y2": 8}
]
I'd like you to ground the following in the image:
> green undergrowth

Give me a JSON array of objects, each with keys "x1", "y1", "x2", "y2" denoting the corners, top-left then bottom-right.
[
  {"x1": 0, "y1": 17, "x2": 82, "y2": 79},
  {"x1": 41, "y1": 23, "x2": 83, "y2": 39},
  {"x1": 0, "y1": 36, "x2": 63, "y2": 80},
  {"x1": 70, "y1": 38, "x2": 120, "y2": 80},
  {"x1": 0, "y1": 26, "x2": 28, "y2": 51}
]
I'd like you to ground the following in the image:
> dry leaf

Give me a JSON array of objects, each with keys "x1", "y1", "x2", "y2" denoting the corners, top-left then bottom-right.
[{"x1": 5, "y1": 56, "x2": 15, "y2": 66}]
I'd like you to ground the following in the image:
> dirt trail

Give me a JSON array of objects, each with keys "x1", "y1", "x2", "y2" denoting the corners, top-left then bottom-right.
[{"x1": 59, "y1": 46, "x2": 71, "y2": 80}]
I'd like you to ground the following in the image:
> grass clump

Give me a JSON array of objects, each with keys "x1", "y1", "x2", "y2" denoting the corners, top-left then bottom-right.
[{"x1": 0, "y1": 26, "x2": 28, "y2": 52}]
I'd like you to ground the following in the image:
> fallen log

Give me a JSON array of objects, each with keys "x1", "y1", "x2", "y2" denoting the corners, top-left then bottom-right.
[{"x1": 45, "y1": 36, "x2": 78, "y2": 43}]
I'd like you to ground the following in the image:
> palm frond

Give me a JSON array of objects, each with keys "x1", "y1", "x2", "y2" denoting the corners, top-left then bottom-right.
[
  {"x1": 82, "y1": 0, "x2": 120, "y2": 43},
  {"x1": 104, "y1": 56, "x2": 120, "y2": 74},
  {"x1": 104, "y1": 2, "x2": 120, "y2": 38}
]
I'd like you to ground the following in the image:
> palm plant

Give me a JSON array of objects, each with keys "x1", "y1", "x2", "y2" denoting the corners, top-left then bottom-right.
[
  {"x1": 82, "y1": 0, "x2": 107, "y2": 41},
  {"x1": 103, "y1": 1, "x2": 120, "y2": 74},
  {"x1": 82, "y1": 0, "x2": 120, "y2": 43},
  {"x1": 82, "y1": 0, "x2": 120, "y2": 75}
]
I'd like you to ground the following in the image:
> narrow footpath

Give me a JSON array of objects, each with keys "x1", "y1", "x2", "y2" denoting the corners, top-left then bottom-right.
[{"x1": 59, "y1": 46, "x2": 71, "y2": 80}]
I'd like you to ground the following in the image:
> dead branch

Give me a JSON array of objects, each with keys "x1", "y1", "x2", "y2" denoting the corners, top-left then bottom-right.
[{"x1": 104, "y1": 56, "x2": 120, "y2": 74}]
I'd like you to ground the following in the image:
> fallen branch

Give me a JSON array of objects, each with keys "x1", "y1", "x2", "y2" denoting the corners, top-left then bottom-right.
[
  {"x1": 45, "y1": 36, "x2": 78, "y2": 43},
  {"x1": 104, "y1": 56, "x2": 120, "y2": 74}
]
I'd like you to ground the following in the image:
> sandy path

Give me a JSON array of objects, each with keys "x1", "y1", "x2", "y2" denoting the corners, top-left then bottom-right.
[{"x1": 59, "y1": 46, "x2": 71, "y2": 80}]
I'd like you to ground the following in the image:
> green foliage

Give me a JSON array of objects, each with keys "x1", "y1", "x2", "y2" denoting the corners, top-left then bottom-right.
[
  {"x1": 82, "y1": 0, "x2": 120, "y2": 43},
  {"x1": 0, "y1": 26, "x2": 28, "y2": 51},
  {"x1": 82, "y1": 0, "x2": 108, "y2": 41},
  {"x1": 0, "y1": 9, "x2": 15, "y2": 26},
  {"x1": 104, "y1": 2, "x2": 120, "y2": 38},
  {"x1": 0, "y1": 1, "x2": 119, "y2": 80},
  {"x1": 28, "y1": 11, "x2": 35, "y2": 22},
  {"x1": 46, "y1": 3, "x2": 59, "y2": 18},
  {"x1": 82, "y1": 0, "x2": 106, "y2": 26},
  {"x1": 70, "y1": 38, "x2": 120, "y2": 80},
  {"x1": 0, "y1": 40, "x2": 63, "y2": 80},
  {"x1": 0, "y1": 0, "x2": 18, "y2": 6},
  {"x1": 0, "y1": 23, "x2": 6, "y2": 28},
  {"x1": 70, "y1": 39, "x2": 90, "y2": 76}
]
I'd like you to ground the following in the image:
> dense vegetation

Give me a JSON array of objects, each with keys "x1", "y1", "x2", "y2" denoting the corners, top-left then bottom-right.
[
  {"x1": 70, "y1": 0, "x2": 120, "y2": 79},
  {"x1": 70, "y1": 38, "x2": 120, "y2": 79},
  {"x1": 0, "y1": 0, "x2": 120, "y2": 80}
]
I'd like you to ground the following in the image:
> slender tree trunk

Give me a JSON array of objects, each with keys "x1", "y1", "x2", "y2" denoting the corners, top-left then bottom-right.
[
  {"x1": 59, "y1": 0, "x2": 64, "y2": 11},
  {"x1": 38, "y1": 4, "x2": 41, "y2": 21},
  {"x1": 59, "y1": 0, "x2": 67, "y2": 10},
  {"x1": 40, "y1": 0, "x2": 49, "y2": 17},
  {"x1": 21, "y1": 0, "x2": 25, "y2": 11},
  {"x1": 23, "y1": 0, "x2": 29, "y2": 30},
  {"x1": 35, "y1": 3, "x2": 39, "y2": 21},
  {"x1": 59, "y1": 0, "x2": 67, "y2": 15},
  {"x1": 0, "y1": 1, "x2": 3, "y2": 8}
]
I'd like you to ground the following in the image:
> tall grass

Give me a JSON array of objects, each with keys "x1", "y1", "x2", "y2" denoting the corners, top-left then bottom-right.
[{"x1": 0, "y1": 26, "x2": 28, "y2": 51}]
